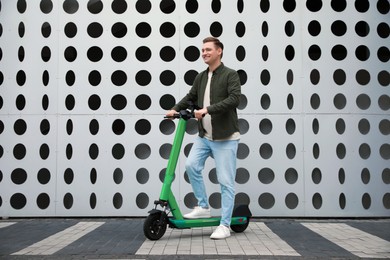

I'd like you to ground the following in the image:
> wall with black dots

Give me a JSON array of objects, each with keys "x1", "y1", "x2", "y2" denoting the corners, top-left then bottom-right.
[{"x1": 0, "y1": 0, "x2": 389, "y2": 217}]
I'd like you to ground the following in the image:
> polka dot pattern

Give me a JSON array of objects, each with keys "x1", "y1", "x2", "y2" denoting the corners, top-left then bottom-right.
[{"x1": 0, "y1": 0, "x2": 388, "y2": 217}]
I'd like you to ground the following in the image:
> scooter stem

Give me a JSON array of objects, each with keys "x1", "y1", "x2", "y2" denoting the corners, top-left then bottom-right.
[{"x1": 159, "y1": 117, "x2": 187, "y2": 202}]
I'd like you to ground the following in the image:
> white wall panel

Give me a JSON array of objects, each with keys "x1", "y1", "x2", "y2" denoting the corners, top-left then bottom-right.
[{"x1": 0, "y1": 0, "x2": 389, "y2": 217}]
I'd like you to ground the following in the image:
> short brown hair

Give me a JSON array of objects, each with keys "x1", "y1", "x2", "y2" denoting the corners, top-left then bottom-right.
[{"x1": 203, "y1": 37, "x2": 224, "y2": 57}]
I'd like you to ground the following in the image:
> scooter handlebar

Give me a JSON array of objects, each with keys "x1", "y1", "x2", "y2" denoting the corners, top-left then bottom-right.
[
  {"x1": 165, "y1": 102, "x2": 204, "y2": 120},
  {"x1": 164, "y1": 114, "x2": 180, "y2": 119},
  {"x1": 164, "y1": 111, "x2": 205, "y2": 120}
]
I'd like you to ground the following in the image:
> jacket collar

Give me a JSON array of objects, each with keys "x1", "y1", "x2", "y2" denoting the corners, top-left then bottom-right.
[{"x1": 207, "y1": 62, "x2": 224, "y2": 75}]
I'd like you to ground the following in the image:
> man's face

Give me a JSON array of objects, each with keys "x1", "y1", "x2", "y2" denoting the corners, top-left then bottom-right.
[{"x1": 202, "y1": 42, "x2": 221, "y2": 65}]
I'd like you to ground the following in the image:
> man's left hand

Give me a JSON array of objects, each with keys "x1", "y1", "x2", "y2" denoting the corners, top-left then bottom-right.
[{"x1": 195, "y1": 108, "x2": 208, "y2": 119}]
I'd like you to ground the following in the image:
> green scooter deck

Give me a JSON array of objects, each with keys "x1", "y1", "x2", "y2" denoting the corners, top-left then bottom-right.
[{"x1": 169, "y1": 216, "x2": 249, "y2": 229}]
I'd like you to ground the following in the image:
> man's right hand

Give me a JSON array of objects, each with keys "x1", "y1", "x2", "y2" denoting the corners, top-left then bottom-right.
[{"x1": 165, "y1": 110, "x2": 177, "y2": 119}]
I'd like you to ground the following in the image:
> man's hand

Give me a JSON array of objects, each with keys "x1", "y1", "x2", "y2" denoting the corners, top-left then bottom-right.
[
  {"x1": 195, "y1": 108, "x2": 208, "y2": 119},
  {"x1": 165, "y1": 110, "x2": 177, "y2": 119}
]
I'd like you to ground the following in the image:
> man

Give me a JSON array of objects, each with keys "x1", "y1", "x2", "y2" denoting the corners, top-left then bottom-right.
[{"x1": 166, "y1": 37, "x2": 241, "y2": 239}]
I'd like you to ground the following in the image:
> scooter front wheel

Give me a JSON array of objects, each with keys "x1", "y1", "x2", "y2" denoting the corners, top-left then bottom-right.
[{"x1": 143, "y1": 212, "x2": 167, "y2": 240}]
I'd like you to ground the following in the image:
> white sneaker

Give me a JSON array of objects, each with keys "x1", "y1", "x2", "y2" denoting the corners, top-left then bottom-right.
[
  {"x1": 210, "y1": 225, "x2": 230, "y2": 239},
  {"x1": 183, "y1": 206, "x2": 211, "y2": 219}
]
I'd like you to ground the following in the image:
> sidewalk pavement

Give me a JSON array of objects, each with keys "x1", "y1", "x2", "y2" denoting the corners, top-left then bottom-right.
[{"x1": 0, "y1": 218, "x2": 389, "y2": 259}]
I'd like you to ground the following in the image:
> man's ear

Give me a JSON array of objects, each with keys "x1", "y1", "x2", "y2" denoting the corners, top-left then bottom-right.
[{"x1": 217, "y1": 47, "x2": 222, "y2": 56}]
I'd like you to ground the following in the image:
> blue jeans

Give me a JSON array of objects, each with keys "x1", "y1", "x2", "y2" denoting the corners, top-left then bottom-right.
[{"x1": 185, "y1": 136, "x2": 239, "y2": 227}]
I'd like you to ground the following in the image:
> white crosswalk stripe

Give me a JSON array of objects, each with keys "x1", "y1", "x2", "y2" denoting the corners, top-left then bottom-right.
[
  {"x1": 248, "y1": 222, "x2": 301, "y2": 256},
  {"x1": 11, "y1": 221, "x2": 104, "y2": 255},
  {"x1": 0, "y1": 222, "x2": 16, "y2": 228},
  {"x1": 303, "y1": 223, "x2": 390, "y2": 259}
]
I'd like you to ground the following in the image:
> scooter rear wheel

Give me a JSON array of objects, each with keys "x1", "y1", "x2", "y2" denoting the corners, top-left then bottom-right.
[
  {"x1": 143, "y1": 212, "x2": 167, "y2": 240},
  {"x1": 230, "y1": 219, "x2": 250, "y2": 233}
]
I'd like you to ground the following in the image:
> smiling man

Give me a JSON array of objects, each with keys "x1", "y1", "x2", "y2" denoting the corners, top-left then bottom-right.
[{"x1": 166, "y1": 37, "x2": 241, "y2": 239}]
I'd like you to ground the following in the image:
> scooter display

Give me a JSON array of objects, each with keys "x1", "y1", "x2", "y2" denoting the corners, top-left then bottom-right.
[{"x1": 143, "y1": 104, "x2": 252, "y2": 240}]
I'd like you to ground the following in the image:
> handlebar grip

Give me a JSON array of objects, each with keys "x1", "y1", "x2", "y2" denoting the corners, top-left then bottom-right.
[{"x1": 164, "y1": 114, "x2": 180, "y2": 119}]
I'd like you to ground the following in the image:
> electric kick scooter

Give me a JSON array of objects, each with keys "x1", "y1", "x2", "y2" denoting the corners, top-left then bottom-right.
[{"x1": 143, "y1": 103, "x2": 252, "y2": 240}]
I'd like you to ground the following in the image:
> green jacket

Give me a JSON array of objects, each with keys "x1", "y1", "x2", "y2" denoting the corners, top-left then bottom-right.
[{"x1": 172, "y1": 63, "x2": 241, "y2": 140}]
